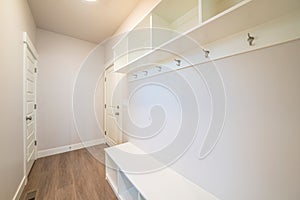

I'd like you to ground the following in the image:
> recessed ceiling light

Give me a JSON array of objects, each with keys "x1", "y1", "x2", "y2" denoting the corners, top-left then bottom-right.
[{"x1": 82, "y1": 0, "x2": 97, "y2": 4}]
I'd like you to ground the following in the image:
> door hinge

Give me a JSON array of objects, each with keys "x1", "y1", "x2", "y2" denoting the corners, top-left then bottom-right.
[
  {"x1": 104, "y1": 104, "x2": 107, "y2": 109},
  {"x1": 34, "y1": 140, "x2": 37, "y2": 146},
  {"x1": 34, "y1": 68, "x2": 37, "y2": 73},
  {"x1": 104, "y1": 77, "x2": 107, "y2": 82},
  {"x1": 34, "y1": 104, "x2": 37, "y2": 110},
  {"x1": 104, "y1": 131, "x2": 107, "y2": 135}
]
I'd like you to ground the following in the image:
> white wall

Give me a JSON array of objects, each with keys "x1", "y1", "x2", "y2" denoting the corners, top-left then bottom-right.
[
  {"x1": 0, "y1": 0, "x2": 36, "y2": 199},
  {"x1": 35, "y1": 29, "x2": 100, "y2": 151},
  {"x1": 126, "y1": 40, "x2": 300, "y2": 200}
]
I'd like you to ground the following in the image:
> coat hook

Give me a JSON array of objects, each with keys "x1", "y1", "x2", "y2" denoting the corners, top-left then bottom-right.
[
  {"x1": 132, "y1": 74, "x2": 137, "y2": 79},
  {"x1": 143, "y1": 71, "x2": 148, "y2": 76},
  {"x1": 156, "y1": 66, "x2": 162, "y2": 72},
  {"x1": 247, "y1": 33, "x2": 255, "y2": 46},
  {"x1": 202, "y1": 49, "x2": 210, "y2": 58},
  {"x1": 174, "y1": 59, "x2": 181, "y2": 66}
]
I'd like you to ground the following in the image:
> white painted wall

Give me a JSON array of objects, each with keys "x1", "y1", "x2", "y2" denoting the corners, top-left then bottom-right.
[
  {"x1": 0, "y1": 0, "x2": 36, "y2": 199},
  {"x1": 35, "y1": 29, "x2": 101, "y2": 151},
  {"x1": 126, "y1": 40, "x2": 300, "y2": 200},
  {"x1": 72, "y1": 40, "x2": 106, "y2": 146}
]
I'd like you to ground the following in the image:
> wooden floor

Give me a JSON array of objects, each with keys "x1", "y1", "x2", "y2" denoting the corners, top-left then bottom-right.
[{"x1": 20, "y1": 144, "x2": 117, "y2": 200}]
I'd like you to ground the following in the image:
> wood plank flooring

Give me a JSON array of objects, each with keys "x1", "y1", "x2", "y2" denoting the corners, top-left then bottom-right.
[{"x1": 20, "y1": 144, "x2": 117, "y2": 200}]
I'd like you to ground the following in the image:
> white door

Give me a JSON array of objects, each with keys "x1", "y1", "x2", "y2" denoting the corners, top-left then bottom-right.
[
  {"x1": 23, "y1": 33, "x2": 38, "y2": 176},
  {"x1": 104, "y1": 66, "x2": 124, "y2": 146}
]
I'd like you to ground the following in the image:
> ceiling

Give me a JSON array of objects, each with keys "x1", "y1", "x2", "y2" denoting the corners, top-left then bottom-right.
[{"x1": 28, "y1": 0, "x2": 140, "y2": 43}]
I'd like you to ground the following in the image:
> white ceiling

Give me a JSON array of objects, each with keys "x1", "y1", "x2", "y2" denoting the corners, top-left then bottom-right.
[{"x1": 28, "y1": 0, "x2": 140, "y2": 43}]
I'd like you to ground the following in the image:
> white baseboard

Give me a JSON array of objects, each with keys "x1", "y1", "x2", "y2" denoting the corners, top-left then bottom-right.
[
  {"x1": 12, "y1": 176, "x2": 26, "y2": 200},
  {"x1": 37, "y1": 138, "x2": 106, "y2": 158}
]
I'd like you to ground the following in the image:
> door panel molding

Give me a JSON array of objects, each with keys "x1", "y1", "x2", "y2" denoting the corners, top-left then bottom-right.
[
  {"x1": 23, "y1": 32, "x2": 38, "y2": 178},
  {"x1": 104, "y1": 65, "x2": 123, "y2": 146}
]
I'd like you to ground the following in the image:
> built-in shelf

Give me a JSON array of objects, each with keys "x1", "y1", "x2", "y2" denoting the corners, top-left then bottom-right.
[
  {"x1": 105, "y1": 155, "x2": 119, "y2": 195},
  {"x1": 119, "y1": 188, "x2": 139, "y2": 200},
  {"x1": 118, "y1": 171, "x2": 139, "y2": 200},
  {"x1": 105, "y1": 142, "x2": 219, "y2": 200},
  {"x1": 113, "y1": 0, "x2": 300, "y2": 73},
  {"x1": 202, "y1": 0, "x2": 244, "y2": 22},
  {"x1": 152, "y1": 0, "x2": 200, "y2": 48}
]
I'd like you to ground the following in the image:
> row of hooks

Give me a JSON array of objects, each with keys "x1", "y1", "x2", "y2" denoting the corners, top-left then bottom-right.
[
  {"x1": 131, "y1": 33, "x2": 255, "y2": 79},
  {"x1": 131, "y1": 66, "x2": 163, "y2": 79}
]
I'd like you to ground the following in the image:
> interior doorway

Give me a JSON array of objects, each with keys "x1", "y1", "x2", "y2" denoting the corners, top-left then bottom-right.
[
  {"x1": 104, "y1": 65, "x2": 124, "y2": 146},
  {"x1": 23, "y1": 33, "x2": 38, "y2": 177}
]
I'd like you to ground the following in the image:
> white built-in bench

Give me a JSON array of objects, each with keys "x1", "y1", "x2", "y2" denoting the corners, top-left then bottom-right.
[{"x1": 105, "y1": 142, "x2": 219, "y2": 200}]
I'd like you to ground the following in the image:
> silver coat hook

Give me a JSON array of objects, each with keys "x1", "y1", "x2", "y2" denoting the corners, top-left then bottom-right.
[
  {"x1": 143, "y1": 71, "x2": 148, "y2": 76},
  {"x1": 202, "y1": 49, "x2": 210, "y2": 58},
  {"x1": 247, "y1": 33, "x2": 255, "y2": 46},
  {"x1": 132, "y1": 74, "x2": 138, "y2": 79},
  {"x1": 174, "y1": 59, "x2": 181, "y2": 66},
  {"x1": 156, "y1": 66, "x2": 162, "y2": 72}
]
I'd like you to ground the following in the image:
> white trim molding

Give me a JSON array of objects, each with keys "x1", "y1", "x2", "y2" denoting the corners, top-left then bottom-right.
[
  {"x1": 23, "y1": 32, "x2": 39, "y2": 59},
  {"x1": 37, "y1": 138, "x2": 106, "y2": 158},
  {"x1": 12, "y1": 176, "x2": 27, "y2": 200},
  {"x1": 22, "y1": 31, "x2": 39, "y2": 181}
]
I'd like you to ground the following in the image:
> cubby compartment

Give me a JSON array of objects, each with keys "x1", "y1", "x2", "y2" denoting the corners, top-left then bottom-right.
[
  {"x1": 128, "y1": 14, "x2": 152, "y2": 63},
  {"x1": 106, "y1": 150, "x2": 140, "y2": 200},
  {"x1": 105, "y1": 154, "x2": 119, "y2": 193},
  {"x1": 118, "y1": 171, "x2": 139, "y2": 200},
  {"x1": 152, "y1": 0, "x2": 200, "y2": 47},
  {"x1": 120, "y1": 188, "x2": 139, "y2": 200},
  {"x1": 114, "y1": 36, "x2": 128, "y2": 71},
  {"x1": 138, "y1": 193, "x2": 146, "y2": 200},
  {"x1": 201, "y1": 0, "x2": 244, "y2": 21}
]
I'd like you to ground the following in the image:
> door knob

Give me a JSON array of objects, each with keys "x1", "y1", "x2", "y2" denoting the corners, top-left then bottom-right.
[
  {"x1": 115, "y1": 112, "x2": 120, "y2": 116},
  {"x1": 26, "y1": 116, "x2": 32, "y2": 121}
]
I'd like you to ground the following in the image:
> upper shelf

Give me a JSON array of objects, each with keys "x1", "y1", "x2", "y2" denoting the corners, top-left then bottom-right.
[{"x1": 114, "y1": 0, "x2": 300, "y2": 73}]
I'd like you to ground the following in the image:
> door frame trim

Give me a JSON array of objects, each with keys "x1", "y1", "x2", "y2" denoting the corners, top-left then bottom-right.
[
  {"x1": 22, "y1": 32, "x2": 38, "y2": 178},
  {"x1": 104, "y1": 65, "x2": 123, "y2": 146}
]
